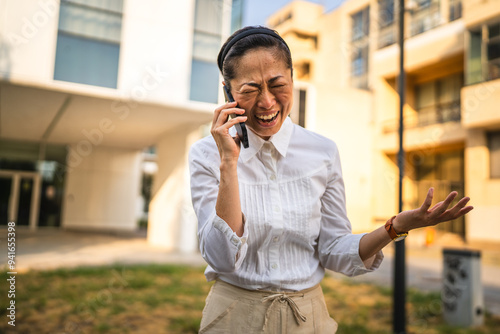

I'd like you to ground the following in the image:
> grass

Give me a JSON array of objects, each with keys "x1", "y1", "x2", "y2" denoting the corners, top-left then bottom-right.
[{"x1": 0, "y1": 264, "x2": 499, "y2": 333}]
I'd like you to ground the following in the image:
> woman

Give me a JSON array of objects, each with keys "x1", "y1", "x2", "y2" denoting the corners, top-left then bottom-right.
[{"x1": 189, "y1": 26, "x2": 473, "y2": 333}]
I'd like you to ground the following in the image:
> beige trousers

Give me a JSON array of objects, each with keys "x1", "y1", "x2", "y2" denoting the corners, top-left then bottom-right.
[{"x1": 199, "y1": 280, "x2": 338, "y2": 333}]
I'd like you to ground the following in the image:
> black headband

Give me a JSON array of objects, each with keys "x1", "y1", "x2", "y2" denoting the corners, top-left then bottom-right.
[{"x1": 218, "y1": 28, "x2": 290, "y2": 73}]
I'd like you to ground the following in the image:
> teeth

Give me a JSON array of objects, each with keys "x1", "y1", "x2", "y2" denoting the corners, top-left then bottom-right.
[{"x1": 256, "y1": 111, "x2": 278, "y2": 120}]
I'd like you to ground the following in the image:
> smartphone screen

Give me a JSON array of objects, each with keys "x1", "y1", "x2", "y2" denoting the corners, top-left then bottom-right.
[{"x1": 223, "y1": 86, "x2": 249, "y2": 149}]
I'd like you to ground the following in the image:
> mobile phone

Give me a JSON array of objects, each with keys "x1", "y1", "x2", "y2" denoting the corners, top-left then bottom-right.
[{"x1": 223, "y1": 85, "x2": 249, "y2": 149}]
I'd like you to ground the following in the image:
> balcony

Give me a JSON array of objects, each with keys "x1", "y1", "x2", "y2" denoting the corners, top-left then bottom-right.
[
  {"x1": 410, "y1": 2, "x2": 442, "y2": 37},
  {"x1": 378, "y1": 23, "x2": 397, "y2": 49},
  {"x1": 382, "y1": 101, "x2": 461, "y2": 133},
  {"x1": 379, "y1": 107, "x2": 465, "y2": 154}
]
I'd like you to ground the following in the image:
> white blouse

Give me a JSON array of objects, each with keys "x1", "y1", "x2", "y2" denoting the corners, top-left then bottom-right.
[{"x1": 189, "y1": 117, "x2": 383, "y2": 291}]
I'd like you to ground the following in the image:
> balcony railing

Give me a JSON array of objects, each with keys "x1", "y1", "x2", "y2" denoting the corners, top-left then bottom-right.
[
  {"x1": 378, "y1": 23, "x2": 396, "y2": 49},
  {"x1": 416, "y1": 101, "x2": 461, "y2": 126},
  {"x1": 382, "y1": 101, "x2": 461, "y2": 133},
  {"x1": 449, "y1": 0, "x2": 462, "y2": 21},
  {"x1": 410, "y1": 2, "x2": 441, "y2": 36}
]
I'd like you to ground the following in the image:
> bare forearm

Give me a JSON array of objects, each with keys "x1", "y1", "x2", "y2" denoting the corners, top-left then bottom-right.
[
  {"x1": 359, "y1": 225, "x2": 392, "y2": 262},
  {"x1": 216, "y1": 161, "x2": 244, "y2": 237}
]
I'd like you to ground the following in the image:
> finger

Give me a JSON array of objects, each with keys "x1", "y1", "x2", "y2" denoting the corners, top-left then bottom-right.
[
  {"x1": 214, "y1": 107, "x2": 245, "y2": 129},
  {"x1": 420, "y1": 187, "x2": 434, "y2": 213},
  {"x1": 442, "y1": 197, "x2": 471, "y2": 219},
  {"x1": 233, "y1": 135, "x2": 241, "y2": 146},
  {"x1": 212, "y1": 101, "x2": 237, "y2": 126},
  {"x1": 429, "y1": 191, "x2": 458, "y2": 217},
  {"x1": 429, "y1": 201, "x2": 444, "y2": 212},
  {"x1": 457, "y1": 206, "x2": 474, "y2": 216},
  {"x1": 213, "y1": 116, "x2": 248, "y2": 135}
]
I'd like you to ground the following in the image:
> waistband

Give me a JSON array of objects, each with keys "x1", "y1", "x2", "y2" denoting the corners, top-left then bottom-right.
[
  {"x1": 214, "y1": 279, "x2": 322, "y2": 329},
  {"x1": 215, "y1": 279, "x2": 321, "y2": 298}
]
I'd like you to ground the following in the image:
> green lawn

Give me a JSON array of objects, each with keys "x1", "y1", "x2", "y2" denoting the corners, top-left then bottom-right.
[{"x1": 0, "y1": 264, "x2": 498, "y2": 333}]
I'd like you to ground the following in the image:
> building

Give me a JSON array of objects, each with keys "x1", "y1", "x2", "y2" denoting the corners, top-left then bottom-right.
[
  {"x1": 268, "y1": 0, "x2": 500, "y2": 243},
  {"x1": 0, "y1": 0, "x2": 243, "y2": 252}
]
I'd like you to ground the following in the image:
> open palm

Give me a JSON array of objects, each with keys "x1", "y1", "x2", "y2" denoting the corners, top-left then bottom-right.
[{"x1": 393, "y1": 188, "x2": 474, "y2": 233}]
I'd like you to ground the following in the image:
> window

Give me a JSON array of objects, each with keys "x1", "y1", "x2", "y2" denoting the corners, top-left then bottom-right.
[
  {"x1": 54, "y1": 0, "x2": 123, "y2": 89},
  {"x1": 466, "y1": 21, "x2": 500, "y2": 85},
  {"x1": 378, "y1": 0, "x2": 396, "y2": 49},
  {"x1": 352, "y1": 7, "x2": 369, "y2": 42},
  {"x1": 449, "y1": 0, "x2": 462, "y2": 21},
  {"x1": 410, "y1": 0, "x2": 440, "y2": 36},
  {"x1": 350, "y1": 6, "x2": 370, "y2": 90},
  {"x1": 290, "y1": 88, "x2": 307, "y2": 127},
  {"x1": 231, "y1": 0, "x2": 244, "y2": 33},
  {"x1": 189, "y1": 0, "x2": 224, "y2": 103},
  {"x1": 415, "y1": 73, "x2": 462, "y2": 126},
  {"x1": 467, "y1": 29, "x2": 483, "y2": 85},
  {"x1": 489, "y1": 131, "x2": 500, "y2": 178},
  {"x1": 487, "y1": 23, "x2": 500, "y2": 81}
]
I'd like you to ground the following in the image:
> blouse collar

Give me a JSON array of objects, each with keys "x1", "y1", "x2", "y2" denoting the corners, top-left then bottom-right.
[{"x1": 239, "y1": 117, "x2": 294, "y2": 163}]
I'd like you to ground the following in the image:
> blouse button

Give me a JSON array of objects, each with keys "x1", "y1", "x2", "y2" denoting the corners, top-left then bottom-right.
[
  {"x1": 271, "y1": 263, "x2": 278, "y2": 269},
  {"x1": 270, "y1": 174, "x2": 276, "y2": 181},
  {"x1": 273, "y1": 236, "x2": 279, "y2": 243}
]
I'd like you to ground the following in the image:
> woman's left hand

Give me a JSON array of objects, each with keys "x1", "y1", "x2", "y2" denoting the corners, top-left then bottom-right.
[{"x1": 392, "y1": 187, "x2": 474, "y2": 233}]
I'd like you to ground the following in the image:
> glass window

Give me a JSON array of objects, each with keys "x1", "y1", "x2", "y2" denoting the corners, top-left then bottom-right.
[
  {"x1": 378, "y1": 0, "x2": 394, "y2": 27},
  {"x1": 487, "y1": 23, "x2": 500, "y2": 81},
  {"x1": 352, "y1": 7, "x2": 369, "y2": 41},
  {"x1": 466, "y1": 21, "x2": 500, "y2": 84},
  {"x1": 415, "y1": 73, "x2": 462, "y2": 126},
  {"x1": 350, "y1": 6, "x2": 370, "y2": 89},
  {"x1": 467, "y1": 30, "x2": 483, "y2": 85},
  {"x1": 378, "y1": 0, "x2": 396, "y2": 49},
  {"x1": 54, "y1": 33, "x2": 120, "y2": 89},
  {"x1": 290, "y1": 88, "x2": 307, "y2": 127},
  {"x1": 231, "y1": 0, "x2": 244, "y2": 33},
  {"x1": 489, "y1": 131, "x2": 500, "y2": 179},
  {"x1": 190, "y1": 0, "x2": 223, "y2": 103},
  {"x1": 54, "y1": 0, "x2": 123, "y2": 88},
  {"x1": 189, "y1": 59, "x2": 220, "y2": 103},
  {"x1": 410, "y1": 0, "x2": 440, "y2": 36},
  {"x1": 449, "y1": 0, "x2": 462, "y2": 21}
]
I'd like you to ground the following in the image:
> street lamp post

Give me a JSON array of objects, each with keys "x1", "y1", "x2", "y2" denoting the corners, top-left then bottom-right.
[{"x1": 394, "y1": 0, "x2": 407, "y2": 333}]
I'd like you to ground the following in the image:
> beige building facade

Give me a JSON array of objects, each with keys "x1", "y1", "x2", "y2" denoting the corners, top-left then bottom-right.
[{"x1": 269, "y1": 0, "x2": 500, "y2": 243}]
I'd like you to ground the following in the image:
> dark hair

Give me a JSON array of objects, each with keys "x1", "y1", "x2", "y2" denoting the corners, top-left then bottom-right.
[{"x1": 217, "y1": 26, "x2": 293, "y2": 90}]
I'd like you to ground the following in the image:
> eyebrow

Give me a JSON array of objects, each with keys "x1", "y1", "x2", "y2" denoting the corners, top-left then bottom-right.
[{"x1": 240, "y1": 75, "x2": 284, "y2": 88}]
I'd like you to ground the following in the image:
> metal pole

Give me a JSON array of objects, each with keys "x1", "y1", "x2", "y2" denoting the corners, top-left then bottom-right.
[{"x1": 394, "y1": 0, "x2": 406, "y2": 333}]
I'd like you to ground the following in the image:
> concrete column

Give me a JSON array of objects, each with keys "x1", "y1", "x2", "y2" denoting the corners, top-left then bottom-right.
[
  {"x1": 465, "y1": 129, "x2": 500, "y2": 243},
  {"x1": 62, "y1": 146, "x2": 142, "y2": 231},
  {"x1": 148, "y1": 125, "x2": 202, "y2": 252}
]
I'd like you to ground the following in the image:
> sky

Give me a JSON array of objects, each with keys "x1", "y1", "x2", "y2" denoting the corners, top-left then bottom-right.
[{"x1": 242, "y1": 0, "x2": 346, "y2": 26}]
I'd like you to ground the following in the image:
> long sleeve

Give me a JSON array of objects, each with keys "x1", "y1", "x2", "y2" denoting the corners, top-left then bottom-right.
[
  {"x1": 188, "y1": 140, "x2": 248, "y2": 273},
  {"x1": 317, "y1": 142, "x2": 383, "y2": 277}
]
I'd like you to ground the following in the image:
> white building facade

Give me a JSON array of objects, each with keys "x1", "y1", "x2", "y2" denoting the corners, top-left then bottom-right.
[{"x1": 0, "y1": 0, "x2": 243, "y2": 252}]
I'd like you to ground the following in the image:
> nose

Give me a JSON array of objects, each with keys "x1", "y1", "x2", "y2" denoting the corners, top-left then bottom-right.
[{"x1": 257, "y1": 88, "x2": 276, "y2": 110}]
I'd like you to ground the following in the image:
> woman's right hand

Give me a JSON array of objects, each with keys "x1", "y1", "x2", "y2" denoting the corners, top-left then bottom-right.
[{"x1": 211, "y1": 101, "x2": 247, "y2": 164}]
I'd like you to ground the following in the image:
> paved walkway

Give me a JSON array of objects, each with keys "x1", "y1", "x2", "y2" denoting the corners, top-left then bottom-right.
[
  {"x1": 2, "y1": 228, "x2": 499, "y2": 315},
  {"x1": 0, "y1": 228, "x2": 206, "y2": 271}
]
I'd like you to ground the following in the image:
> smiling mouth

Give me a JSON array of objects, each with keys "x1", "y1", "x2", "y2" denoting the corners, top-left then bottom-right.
[{"x1": 255, "y1": 111, "x2": 279, "y2": 123}]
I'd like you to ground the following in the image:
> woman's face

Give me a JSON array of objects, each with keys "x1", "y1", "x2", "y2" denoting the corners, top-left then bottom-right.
[{"x1": 227, "y1": 48, "x2": 293, "y2": 140}]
